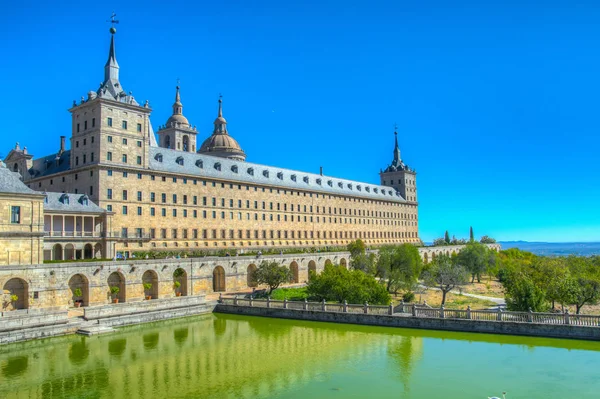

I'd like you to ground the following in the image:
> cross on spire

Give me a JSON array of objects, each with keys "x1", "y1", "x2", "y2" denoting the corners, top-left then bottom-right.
[{"x1": 108, "y1": 12, "x2": 119, "y2": 28}]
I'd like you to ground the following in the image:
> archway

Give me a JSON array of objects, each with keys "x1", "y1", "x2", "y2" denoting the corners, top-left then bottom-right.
[
  {"x1": 432, "y1": 252, "x2": 437, "y2": 262},
  {"x1": 64, "y1": 244, "x2": 75, "y2": 261},
  {"x1": 182, "y1": 135, "x2": 189, "y2": 152},
  {"x1": 247, "y1": 264, "x2": 257, "y2": 288},
  {"x1": 53, "y1": 244, "x2": 63, "y2": 261},
  {"x1": 324, "y1": 259, "x2": 333, "y2": 267},
  {"x1": 290, "y1": 261, "x2": 299, "y2": 283},
  {"x1": 424, "y1": 253, "x2": 429, "y2": 264},
  {"x1": 94, "y1": 243, "x2": 102, "y2": 259},
  {"x1": 83, "y1": 244, "x2": 93, "y2": 259},
  {"x1": 340, "y1": 258, "x2": 348, "y2": 269},
  {"x1": 68, "y1": 274, "x2": 89, "y2": 307},
  {"x1": 142, "y1": 270, "x2": 159, "y2": 300},
  {"x1": 173, "y1": 268, "x2": 187, "y2": 296},
  {"x1": 3, "y1": 278, "x2": 28, "y2": 310},
  {"x1": 213, "y1": 266, "x2": 226, "y2": 292},
  {"x1": 308, "y1": 260, "x2": 317, "y2": 280},
  {"x1": 107, "y1": 272, "x2": 126, "y2": 303}
]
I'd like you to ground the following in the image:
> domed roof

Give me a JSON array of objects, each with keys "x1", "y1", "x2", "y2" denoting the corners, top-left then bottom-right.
[
  {"x1": 164, "y1": 86, "x2": 190, "y2": 128},
  {"x1": 166, "y1": 113, "x2": 189, "y2": 127},
  {"x1": 198, "y1": 96, "x2": 246, "y2": 161}
]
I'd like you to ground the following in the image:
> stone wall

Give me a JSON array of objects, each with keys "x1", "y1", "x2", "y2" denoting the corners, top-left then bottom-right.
[{"x1": 215, "y1": 304, "x2": 600, "y2": 341}]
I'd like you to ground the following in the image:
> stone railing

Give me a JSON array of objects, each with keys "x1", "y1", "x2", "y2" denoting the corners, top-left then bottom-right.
[{"x1": 220, "y1": 295, "x2": 600, "y2": 327}]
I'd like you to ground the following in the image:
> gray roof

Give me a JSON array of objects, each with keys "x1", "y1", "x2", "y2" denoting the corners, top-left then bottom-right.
[
  {"x1": 29, "y1": 150, "x2": 71, "y2": 179},
  {"x1": 0, "y1": 165, "x2": 40, "y2": 195},
  {"x1": 149, "y1": 147, "x2": 406, "y2": 203},
  {"x1": 43, "y1": 192, "x2": 106, "y2": 214}
]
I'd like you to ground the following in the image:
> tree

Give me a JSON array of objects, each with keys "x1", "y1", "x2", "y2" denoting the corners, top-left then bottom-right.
[
  {"x1": 456, "y1": 242, "x2": 489, "y2": 283},
  {"x1": 566, "y1": 256, "x2": 600, "y2": 314},
  {"x1": 351, "y1": 252, "x2": 377, "y2": 275},
  {"x1": 469, "y1": 226, "x2": 474, "y2": 242},
  {"x1": 480, "y1": 236, "x2": 496, "y2": 244},
  {"x1": 444, "y1": 231, "x2": 450, "y2": 245},
  {"x1": 347, "y1": 239, "x2": 366, "y2": 258},
  {"x1": 422, "y1": 255, "x2": 468, "y2": 305},
  {"x1": 376, "y1": 244, "x2": 423, "y2": 294},
  {"x1": 503, "y1": 269, "x2": 548, "y2": 312},
  {"x1": 432, "y1": 238, "x2": 446, "y2": 246},
  {"x1": 306, "y1": 265, "x2": 391, "y2": 305},
  {"x1": 252, "y1": 261, "x2": 293, "y2": 293}
]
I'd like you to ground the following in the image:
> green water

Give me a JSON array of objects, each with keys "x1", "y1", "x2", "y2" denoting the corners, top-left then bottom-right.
[{"x1": 0, "y1": 314, "x2": 599, "y2": 398}]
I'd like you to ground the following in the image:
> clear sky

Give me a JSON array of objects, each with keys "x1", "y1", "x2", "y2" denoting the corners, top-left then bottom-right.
[{"x1": 1, "y1": 1, "x2": 599, "y2": 243}]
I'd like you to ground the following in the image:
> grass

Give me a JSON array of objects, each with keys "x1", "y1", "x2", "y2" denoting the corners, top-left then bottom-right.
[
  {"x1": 268, "y1": 287, "x2": 308, "y2": 301},
  {"x1": 399, "y1": 289, "x2": 498, "y2": 310}
]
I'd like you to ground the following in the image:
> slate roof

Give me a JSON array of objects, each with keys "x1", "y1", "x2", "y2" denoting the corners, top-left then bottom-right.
[
  {"x1": 0, "y1": 165, "x2": 41, "y2": 195},
  {"x1": 149, "y1": 147, "x2": 406, "y2": 203},
  {"x1": 28, "y1": 150, "x2": 71, "y2": 179},
  {"x1": 43, "y1": 192, "x2": 106, "y2": 214}
]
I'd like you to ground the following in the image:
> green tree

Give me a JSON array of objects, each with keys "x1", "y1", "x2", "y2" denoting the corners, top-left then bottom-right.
[
  {"x1": 566, "y1": 256, "x2": 600, "y2": 314},
  {"x1": 503, "y1": 269, "x2": 548, "y2": 312},
  {"x1": 469, "y1": 226, "x2": 474, "y2": 242},
  {"x1": 456, "y1": 242, "x2": 489, "y2": 283},
  {"x1": 422, "y1": 255, "x2": 468, "y2": 306},
  {"x1": 351, "y1": 252, "x2": 377, "y2": 275},
  {"x1": 480, "y1": 235, "x2": 496, "y2": 244},
  {"x1": 444, "y1": 231, "x2": 450, "y2": 245},
  {"x1": 306, "y1": 265, "x2": 391, "y2": 305},
  {"x1": 432, "y1": 238, "x2": 446, "y2": 246},
  {"x1": 376, "y1": 244, "x2": 423, "y2": 294},
  {"x1": 347, "y1": 239, "x2": 366, "y2": 258},
  {"x1": 253, "y1": 261, "x2": 293, "y2": 293}
]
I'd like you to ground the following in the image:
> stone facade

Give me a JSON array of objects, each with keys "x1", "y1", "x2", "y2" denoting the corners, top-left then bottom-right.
[{"x1": 4, "y1": 27, "x2": 420, "y2": 256}]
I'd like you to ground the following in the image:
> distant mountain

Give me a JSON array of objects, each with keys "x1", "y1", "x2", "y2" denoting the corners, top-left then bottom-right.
[{"x1": 498, "y1": 241, "x2": 600, "y2": 256}]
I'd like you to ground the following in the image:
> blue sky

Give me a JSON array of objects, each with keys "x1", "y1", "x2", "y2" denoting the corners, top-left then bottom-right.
[{"x1": 1, "y1": 1, "x2": 599, "y2": 243}]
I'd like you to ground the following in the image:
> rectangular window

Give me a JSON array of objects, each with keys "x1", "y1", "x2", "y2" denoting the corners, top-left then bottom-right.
[
  {"x1": 10, "y1": 206, "x2": 21, "y2": 224},
  {"x1": 150, "y1": 207, "x2": 155, "y2": 216},
  {"x1": 122, "y1": 206, "x2": 128, "y2": 215},
  {"x1": 122, "y1": 190, "x2": 128, "y2": 200},
  {"x1": 107, "y1": 135, "x2": 112, "y2": 143},
  {"x1": 172, "y1": 229, "x2": 178, "y2": 239},
  {"x1": 91, "y1": 153, "x2": 94, "y2": 162},
  {"x1": 122, "y1": 154, "x2": 127, "y2": 163},
  {"x1": 162, "y1": 208, "x2": 166, "y2": 217},
  {"x1": 84, "y1": 121, "x2": 87, "y2": 130},
  {"x1": 92, "y1": 118, "x2": 95, "y2": 127},
  {"x1": 150, "y1": 228, "x2": 156, "y2": 239},
  {"x1": 137, "y1": 156, "x2": 142, "y2": 165},
  {"x1": 183, "y1": 195, "x2": 188, "y2": 205},
  {"x1": 107, "y1": 188, "x2": 113, "y2": 200},
  {"x1": 77, "y1": 124, "x2": 80, "y2": 133},
  {"x1": 173, "y1": 194, "x2": 177, "y2": 204},
  {"x1": 161, "y1": 229, "x2": 167, "y2": 239},
  {"x1": 107, "y1": 204, "x2": 112, "y2": 212},
  {"x1": 183, "y1": 209, "x2": 187, "y2": 218},
  {"x1": 162, "y1": 193, "x2": 166, "y2": 203},
  {"x1": 173, "y1": 209, "x2": 177, "y2": 217},
  {"x1": 122, "y1": 120, "x2": 128, "y2": 129},
  {"x1": 83, "y1": 154, "x2": 86, "y2": 163},
  {"x1": 137, "y1": 123, "x2": 142, "y2": 132},
  {"x1": 137, "y1": 140, "x2": 142, "y2": 147},
  {"x1": 137, "y1": 191, "x2": 142, "y2": 201},
  {"x1": 121, "y1": 227, "x2": 128, "y2": 238},
  {"x1": 107, "y1": 117, "x2": 113, "y2": 127},
  {"x1": 150, "y1": 192, "x2": 155, "y2": 202},
  {"x1": 137, "y1": 207, "x2": 142, "y2": 216}
]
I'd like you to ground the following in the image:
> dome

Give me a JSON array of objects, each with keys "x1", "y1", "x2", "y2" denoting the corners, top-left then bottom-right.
[
  {"x1": 166, "y1": 113, "x2": 189, "y2": 127},
  {"x1": 199, "y1": 134, "x2": 246, "y2": 161}
]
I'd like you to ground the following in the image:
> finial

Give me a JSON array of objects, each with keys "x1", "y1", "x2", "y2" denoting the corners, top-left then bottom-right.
[
  {"x1": 394, "y1": 122, "x2": 398, "y2": 133},
  {"x1": 218, "y1": 94, "x2": 223, "y2": 117},
  {"x1": 107, "y1": 12, "x2": 119, "y2": 34}
]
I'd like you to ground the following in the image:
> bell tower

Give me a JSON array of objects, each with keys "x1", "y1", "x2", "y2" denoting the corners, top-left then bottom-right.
[
  {"x1": 156, "y1": 86, "x2": 198, "y2": 152},
  {"x1": 379, "y1": 129, "x2": 417, "y2": 203}
]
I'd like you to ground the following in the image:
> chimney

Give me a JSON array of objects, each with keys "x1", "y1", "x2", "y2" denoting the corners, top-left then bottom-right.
[
  {"x1": 59, "y1": 136, "x2": 66, "y2": 154},
  {"x1": 320, "y1": 166, "x2": 323, "y2": 176}
]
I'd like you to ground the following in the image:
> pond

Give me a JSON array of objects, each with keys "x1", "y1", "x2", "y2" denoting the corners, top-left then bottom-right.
[{"x1": 0, "y1": 314, "x2": 598, "y2": 398}]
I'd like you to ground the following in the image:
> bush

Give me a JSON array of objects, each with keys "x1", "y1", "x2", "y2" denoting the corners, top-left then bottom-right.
[
  {"x1": 253, "y1": 261, "x2": 293, "y2": 293},
  {"x1": 306, "y1": 265, "x2": 391, "y2": 305},
  {"x1": 402, "y1": 291, "x2": 416, "y2": 303}
]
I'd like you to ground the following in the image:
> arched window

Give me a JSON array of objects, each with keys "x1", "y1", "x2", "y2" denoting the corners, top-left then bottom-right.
[
  {"x1": 196, "y1": 159, "x2": 203, "y2": 168},
  {"x1": 155, "y1": 153, "x2": 163, "y2": 162},
  {"x1": 176, "y1": 156, "x2": 184, "y2": 166},
  {"x1": 182, "y1": 135, "x2": 189, "y2": 152},
  {"x1": 164, "y1": 135, "x2": 171, "y2": 149}
]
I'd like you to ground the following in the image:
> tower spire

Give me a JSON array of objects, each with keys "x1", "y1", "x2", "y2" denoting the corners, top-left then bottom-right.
[
  {"x1": 393, "y1": 125, "x2": 401, "y2": 163},
  {"x1": 104, "y1": 14, "x2": 120, "y2": 83},
  {"x1": 213, "y1": 95, "x2": 228, "y2": 134},
  {"x1": 172, "y1": 86, "x2": 183, "y2": 115}
]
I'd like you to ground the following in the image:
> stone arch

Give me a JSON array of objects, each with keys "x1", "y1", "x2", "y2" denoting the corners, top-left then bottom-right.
[
  {"x1": 107, "y1": 272, "x2": 126, "y2": 303},
  {"x1": 182, "y1": 135, "x2": 189, "y2": 151},
  {"x1": 247, "y1": 264, "x2": 257, "y2": 288},
  {"x1": 3, "y1": 278, "x2": 28, "y2": 310},
  {"x1": 431, "y1": 252, "x2": 436, "y2": 261},
  {"x1": 83, "y1": 244, "x2": 93, "y2": 259},
  {"x1": 173, "y1": 268, "x2": 187, "y2": 296},
  {"x1": 308, "y1": 260, "x2": 317, "y2": 279},
  {"x1": 68, "y1": 273, "x2": 89, "y2": 307},
  {"x1": 424, "y1": 253, "x2": 429, "y2": 264},
  {"x1": 64, "y1": 244, "x2": 75, "y2": 261},
  {"x1": 94, "y1": 243, "x2": 102, "y2": 259},
  {"x1": 142, "y1": 270, "x2": 159, "y2": 299},
  {"x1": 213, "y1": 266, "x2": 226, "y2": 292},
  {"x1": 290, "y1": 261, "x2": 299, "y2": 283},
  {"x1": 446, "y1": 250, "x2": 450, "y2": 256},
  {"x1": 324, "y1": 259, "x2": 333, "y2": 267},
  {"x1": 53, "y1": 244, "x2": 63, "y2": 261},
  {"x1": 340, "y1": 258, "x2": 348, "y2": 269}
]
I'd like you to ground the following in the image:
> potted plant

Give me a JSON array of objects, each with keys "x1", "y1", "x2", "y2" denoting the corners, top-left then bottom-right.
[
  {"x1": 73, "y1": 288, "x2": 83, "y2": 307},
  {"x1": 173, "y1": 281, "x2": 181, "y2": 296},
  {"x1": 110, "y1": 286, "x2": 120, "y2": 303},
  {"x1": 143, "y1": 283, "x2": 153, "y2": 300},
  {"x1": 10, "y1": 294, "x2": 18, "y2": 304}
]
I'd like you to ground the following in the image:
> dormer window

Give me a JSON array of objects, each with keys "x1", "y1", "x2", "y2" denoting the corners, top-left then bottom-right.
[
  {"x1": 214, "y1": 162, "x2": 221, "y2": 171},
  {"x1": 365, "y1": 187, "x2": 370, "y2": 192},
  {"x1": 176, "y1": 156, "x2": 184, "y2": 166},
  {"x1": 155, "y1": 153, "x2": 163, "y2": 162},
  {"x1": 327, "y1": 180, "x2": 333, "y2": 187},
  {"x1": 374, "y1": 188, "x2": 379, "y2": 193},
  {"x1": 262, "y1": 170, "x2": 269, "y2": 178},
  {"x1": 277, "y1": 172, "x2": 283, "y2": 180},
  {"x1": 357, "y1": 185, "x2": 361, "y2": 191},
  {"x1": 195, "y1": 159, "x2": 203, "y2": 168},
  {"x1": 303, "y1": 176, "x2": 309, "y2": 184},
  {"x1": 347, "y1": 183, "x2": 353, "y2": 190},
  {"x1": 60, "y1": 193, "x2": 70, "y2": 204},
  {"x1": 247, "y1": 167, "x2": 254, "y2": 176},
  {"x1": 231, "y1": 165, "x2": 238, "y2": 173},
  {"x1": 316, "y1": 178, "x2": 322, "y2": 185},
  {"x1": 338, "y1": 182, "x2": 343, "y2": 188},
  {"x1": 291, "y1": 174, "x2": 297, "y2": 182},
  {"x1": 79, "y1": 195, "x2": 89, "y2": 206}
]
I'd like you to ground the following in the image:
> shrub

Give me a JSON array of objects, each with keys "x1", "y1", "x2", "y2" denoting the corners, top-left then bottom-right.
[
  {"x1": 402, "y1": 291, "x2": 416, "y2": 303},
  {"x1": 73, "y1": 288, "x2": 83, "y2": 298}
]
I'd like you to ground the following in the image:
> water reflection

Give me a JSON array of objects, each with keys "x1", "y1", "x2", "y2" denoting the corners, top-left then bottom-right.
[{"x1": 0, "y1": 314, "x2": 598, "y2": 399}]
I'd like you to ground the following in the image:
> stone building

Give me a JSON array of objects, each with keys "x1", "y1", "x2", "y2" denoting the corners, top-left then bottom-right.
[{"x1": 3, "y1": 27, "x2": 420, "y2": 257}]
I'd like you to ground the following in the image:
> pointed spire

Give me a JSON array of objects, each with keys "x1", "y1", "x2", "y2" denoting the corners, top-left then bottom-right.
[
  {"x1": 393, "y1": 128, "x2": 401, "y2": 163},
  {"x1": 172, "y1": 86, "x2": 183, "y2": 115},
  {"x1": 213, "y1": 95, "x2": 228, "y2": 135},
  {"x1": 104, "y1": 28, "x2": 119, "y2": 83}
]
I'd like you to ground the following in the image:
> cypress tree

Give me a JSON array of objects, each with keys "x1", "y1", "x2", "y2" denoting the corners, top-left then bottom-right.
[
  {"x1": 444, "y1": 230, "x2": 450, "y2": 244},
  {"x1": 470, "y1": 226, "x2": 474, "y2": 242}
]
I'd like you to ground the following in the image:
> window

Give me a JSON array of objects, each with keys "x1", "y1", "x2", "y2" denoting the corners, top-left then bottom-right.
[
  {"x1": 122, "y1": 120, "x2": 128, "y2": 129},
  {"x1": 137, "y1": 191, "x2": 142, "y2": 201},
  {"x1": 92, "y1": 118, "x2": 95, "y2": 127},
  {"x1": 84, "y1": 121, "x2": 88, "y2": 130},
  {"x1": 107, "y1": 205, "x2": 113, "y2": 211},
  {"x1": 91, "y1": 153, "x2": 94, "y2": 162},
  {"x1": 150, "y1": 192, "x2": 155, "y2": 202},
  {"x1": 10, "y1": 206, "x2": 20, "y2": 224},
  {"x1": 150, "y1": 207, "x2": 155, "y2": 216},
  {"x1": 107, "y1": 117, "x2": 113, "y2": 127},
  {"x1": 162, "y1": 208, "x2": 166, "y2": 217},
  {"x1": 173, "y1": 209, "x2": 177, "y2": 217},
  {"x1": 122, "y1": 154, "x2": 127, "y2": 163},
  {"x1": 107, "y1": 152, "x2": 112, "y2": 161},
  {"x1": 137, "y1": 123, "x2": 142, "y2": 132},
  {"x1": 122, "y1": 206, "x2": 128, "y2": 215},
  {"x1": 107, "y1": 189, "x2": 113, "y2": 200},
  {"x1": 123, "y1": 138, "x2": 128, "y2": 145},
  {"x1": 75, "y1": 156, "x2": 79, "y2": 166},
  {"x1": 173, "y1": 194, "x2": 177, "y2": 204},
  {"x1": 77, "y1": 124, "x2": 80, "y2": 133},
  {"x1": 137, "y1": 156, "x2": 142, "y2": 165},
  {"x1": 137, "y1": 140, "x2": 142, "y2": 147},
  {"x1": 107, "y1": 135, "x2": 112, "y2": 143},
  {"x1": 107, "y1": 170, "x2": 113, "y2": 176},
  {"x1": 137, "y1": 207, "x2": 142, "y2": 216},
  {"x1": 162, "y1": 193, "x2": 166, "y2": 203}
]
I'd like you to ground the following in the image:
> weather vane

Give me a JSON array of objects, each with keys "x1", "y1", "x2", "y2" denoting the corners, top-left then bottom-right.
[
  {"x1": 107, "y1": 12, "x2": 119, "y2": 33},
  {"x1": 394, "y1": 122, "x2": 398, "y2": 132}
]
